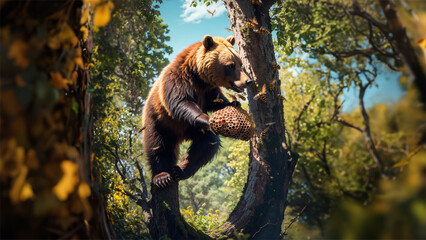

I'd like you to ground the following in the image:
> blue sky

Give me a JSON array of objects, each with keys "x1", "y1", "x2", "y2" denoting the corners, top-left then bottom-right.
[
  {"x1": 158, "y1": 0, "x2": 404, "y2": 112},
  {"x1": 159, "y1": 0, "x2": 232, "y2": 60}
]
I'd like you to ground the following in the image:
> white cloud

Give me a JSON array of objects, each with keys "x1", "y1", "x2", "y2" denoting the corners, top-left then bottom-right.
[{"x1": 180, "y1": 0, "x2": 227, "y2": 23}]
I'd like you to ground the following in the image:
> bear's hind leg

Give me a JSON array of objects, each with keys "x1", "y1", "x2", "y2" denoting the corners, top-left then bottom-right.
[
  {"x1": 144, "y1": 128, "x2": 178, "y2": 188},
  {"x1": 173, "y1": 131, "x2": 220, "y2": 180}
]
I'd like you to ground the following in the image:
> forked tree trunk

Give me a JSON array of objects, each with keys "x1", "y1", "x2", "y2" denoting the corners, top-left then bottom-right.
[
  {"x1": 218, "y1": 1, "x2": 298, "y2": 239},
  {"x1": 149, "y1": 1, "x2": 297, "y2": 239}
]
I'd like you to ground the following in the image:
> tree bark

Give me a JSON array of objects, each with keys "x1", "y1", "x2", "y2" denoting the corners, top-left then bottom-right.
[
  {"x1": 150, "y1": 182, "x2": 208, "y2": 239},
  {"x1": 218, "y1": 1, "x2": 298, "y2": 239},
  {"x1": 358, "y1": 83, "x2": 385, "y2": 175},
  {"x1": 0, "y1": 1, "x2": 115, "y2": 238},
  {"x1": 379, "y1": 0, "x2": 426, "y2": 105}
]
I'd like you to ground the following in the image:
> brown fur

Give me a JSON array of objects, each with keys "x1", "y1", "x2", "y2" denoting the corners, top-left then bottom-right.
[{"x1": 142, "y1": 35, "x2": 251, "y2": 188}]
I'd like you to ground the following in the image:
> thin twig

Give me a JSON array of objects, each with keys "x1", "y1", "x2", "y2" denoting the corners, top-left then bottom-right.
[{"x1": 282, "y1": 205, "x2": 307, "y2": 235}]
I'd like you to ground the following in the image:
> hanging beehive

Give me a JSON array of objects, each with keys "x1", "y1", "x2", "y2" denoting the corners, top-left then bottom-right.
[{"x1": 209, "y1": 106, "x2": 255, "y2": 141}]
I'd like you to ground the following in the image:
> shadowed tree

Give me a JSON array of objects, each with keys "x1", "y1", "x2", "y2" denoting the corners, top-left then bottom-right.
[{"x1": 0, "y1": 0, "x2": 115, "y2": 238}]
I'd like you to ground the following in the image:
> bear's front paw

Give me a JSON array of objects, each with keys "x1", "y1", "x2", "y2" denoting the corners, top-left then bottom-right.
[
  {"x1": 153, "y1": 172, "x2": 173, "y2": 188},
  {"x1": 172, "y1": 166, "x2": 184, "y2": 181}
]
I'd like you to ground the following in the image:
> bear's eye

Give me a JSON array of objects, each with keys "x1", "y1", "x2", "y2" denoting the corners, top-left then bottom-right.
[{"x1": 225, "y1": 64, "x2": 235, "y2": 71}]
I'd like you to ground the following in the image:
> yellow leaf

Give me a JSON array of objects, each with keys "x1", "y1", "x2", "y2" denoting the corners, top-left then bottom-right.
[
  {"x1": 93, "y1": 4, "x2": 112, "y2": 28},
  {"x1": 50, "y1": 71, "x2": 71, "y2": 90},
  {"x1": 86, "y1": 62, "x2": 94, "y2": 69},
  {"x1": 47, "y1": 23, "x2": 78, "y2": 50},
  {"x1": 78, "y1": 182, "x2": 91, "y2": 199},
  {"x1": 71, "y1": 71, "x2": 78, "y2": 84},
  {"x1": 80, "y1": 6, "x2": 90, "y2": 24},
  {"x1": 74, "y1": 56, "x2": 84, "y2": 69},
  {"x1": 417, "y1": 38, "x2": 426, "y2": 50},
  {"x1": 78, "y1": 182, "x2": 93, "y2": 220},
  {"x1": 58, "y1": 23, "x2": 78, "y2": 47},
  {"x1": 80, "y1": 26, "x2": 88, "y2": 41},
  {"x1": 47, "y1": 31, "x2": 61, "y2": 50},
  {"x1": 9, "y1": 159, "x2": 27, "y2": 204},
  {"x1": 8, "y1": 40, "x2": 29, "y2": 68},
  {"x1": 107, "y1": 0, "x2": 114, "y2": 10},
  {"x1": 52, "y1": 160, "x2": 79, "y2": 201},
  {"x1": 20, "y1": 182, "x2": 35, "y2": 201}
]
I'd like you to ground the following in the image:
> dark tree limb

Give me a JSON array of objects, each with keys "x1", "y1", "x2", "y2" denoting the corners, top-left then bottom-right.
[
  {"x1": 379, "y1": 0, "x2": 426, "y2": 105},
  {"x1": 218, "y1": 1, "x2": 297, "y2": 239},
  {"x1": 336, "y1": 118, "x2": 363, "y2": 133},
  {"x1": 357, "y1": 81, "x2": 386, "y2": 176},
  {"x1": 104, "y1": 144, "x2": 155, "y2": 232}
]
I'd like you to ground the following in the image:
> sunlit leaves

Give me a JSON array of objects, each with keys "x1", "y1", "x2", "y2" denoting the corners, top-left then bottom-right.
[
  {"x1": 81, "y1": 5, "x2": 90, "y2": 24},
  {"x1": 8, "y1": 40, "x2": 29, "y2": 68},
  {"x1": 181, "y1": 204, "x2": 223, "y2": 231},
  {"x1": 49, "y1": 71, "x2": 72, "y2": 90},
  {"x1": 90, "y1": 1, "x2": 171, "y2": 237},
  {"x1": 52, "y1": 160, "x2": 79, "y2": 201},
  {"x1": 325, "y1": 152, "x2": 426, "y2": 239},
  {"x1": 93, "y1": 1, "x2": 114, "y2": 29},
  {"x1": 224, "y1": 140, "x2": 249, "y2": 190},
  {"x1": 47, "y1": 23, "x2": 78, "y2": 50},
  {"x1": 78, "y1": 182, "x2": 92, "y2": 198},
  {"x1": 80, "y1": 26, "x2": 89, "y2": 41}
]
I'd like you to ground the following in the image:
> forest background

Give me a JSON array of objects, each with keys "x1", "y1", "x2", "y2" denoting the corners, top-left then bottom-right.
[{"x1": 1, "y1": 0, "x2": 425, "y2": 239}]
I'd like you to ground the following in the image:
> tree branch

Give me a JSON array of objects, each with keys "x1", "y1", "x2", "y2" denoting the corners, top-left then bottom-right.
[
  {"x1": 294, "y1": 93, "x2": 316, "y2": 144},
  {"x1": 357, "y1": 82, "x2": 385, "y2": 175},
  {"x1": 336, "y1": 118, "x2": 363, "y2": 133},
  {"x1": 104, "y1": 145, "x2": 129, "y2": 184},
  {"x1": 349, "y1": 0, "x2": 389, "y2": 34},
  {"x1": 134, "y1": 158, "x2": 149, "y2": 201}
]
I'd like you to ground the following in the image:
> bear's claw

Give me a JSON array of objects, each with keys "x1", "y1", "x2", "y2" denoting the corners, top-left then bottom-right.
[{"x1": 153, "y1": 172, "x2": 172, "y2": 188}]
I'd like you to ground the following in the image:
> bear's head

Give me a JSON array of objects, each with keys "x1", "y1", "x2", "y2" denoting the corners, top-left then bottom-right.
[{"x1": 196, "y1": 35, "x2": 252, "y2": 93}]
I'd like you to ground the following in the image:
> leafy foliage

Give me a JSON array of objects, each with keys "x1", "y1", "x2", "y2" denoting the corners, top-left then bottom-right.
[
  {"x1": 181, "y1": 204, "x2": 223, "y2": 232},
  {"x1": 90, "y1": 0, "x2": 171, "y2": 238},
  {"x1": 272, "y1": 0, "x2": 425, "y2": 238},
  {"x1": 178, "y1": 133, "x2": 250, "y2": 220}
]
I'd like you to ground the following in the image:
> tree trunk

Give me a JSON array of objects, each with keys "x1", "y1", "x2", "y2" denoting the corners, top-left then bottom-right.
[
  {"x1": 0, "y1": 0, "x2": 115, "y2": 238},
  {"x1": 358, "y1": 84, "x2": 386, "y2": 176},
  {"x1": 218, "y1": 1, "x2": 298, "y2": 239},
  {"x1": 379, "y1": 0, "x2": 426, "y2": 105},
  {"x1": 150, "y1": 182, "x2": 208, "y2": 239}
]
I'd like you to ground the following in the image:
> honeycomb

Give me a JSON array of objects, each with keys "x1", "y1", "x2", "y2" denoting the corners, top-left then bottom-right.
[{"x1": 209, "y1": 106, "x2": 255, "y2": 141}]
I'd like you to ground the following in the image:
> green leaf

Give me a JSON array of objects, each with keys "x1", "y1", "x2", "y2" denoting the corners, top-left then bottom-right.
[{"x1": 72, "y1": 101, "x2": 79, "y2": 114}]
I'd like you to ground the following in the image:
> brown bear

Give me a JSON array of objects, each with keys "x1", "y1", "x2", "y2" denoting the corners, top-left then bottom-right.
[{"x1": 142, "y1": 35, "x2": 252, "y2": 188}]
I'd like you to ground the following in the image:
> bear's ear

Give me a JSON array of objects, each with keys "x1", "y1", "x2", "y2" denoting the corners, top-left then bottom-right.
[
  {"x1": 203, "y1": 35, "x2": 215, "y2": 50},
  {"x1": 226, "y1": 36, "x2": 235, "y2": 46}
]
